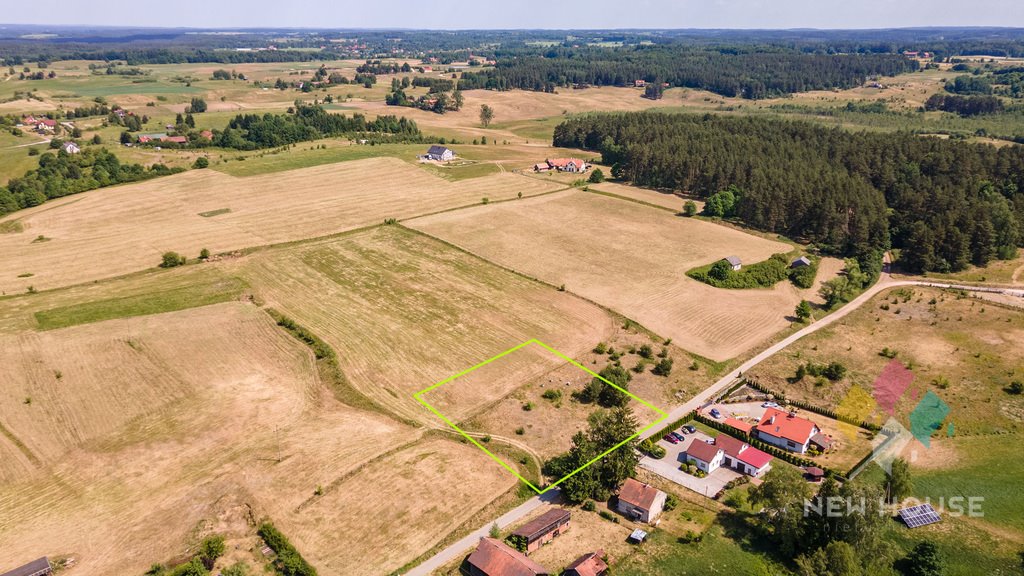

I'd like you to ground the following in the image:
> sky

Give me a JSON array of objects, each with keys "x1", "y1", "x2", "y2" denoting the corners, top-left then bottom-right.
[{"x1": 3, "y1": 0, "x2": 1024, "y2": 29}]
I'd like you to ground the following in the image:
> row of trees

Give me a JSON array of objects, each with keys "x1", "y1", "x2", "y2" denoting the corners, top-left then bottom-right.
[
  {"x1": 553, "y1": 112, "x2": 1024, "y2": 273},
  {"x1": 216, "y1": 104, "x2": 424, "y2": 149},
  {"x1": 0, "y1": 148, "x2": 183, "y2": 216},
  {"x1": 457, "y1": 47, "x2": 917, "y2": 98},
  {"x1": 924, "y1": 93, "x2": 1004, "y2": 116}
]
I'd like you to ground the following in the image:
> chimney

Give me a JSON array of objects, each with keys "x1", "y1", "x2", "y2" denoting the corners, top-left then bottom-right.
[{"x1": 768, "y1": 415, "x2": 775, "y2": 425}]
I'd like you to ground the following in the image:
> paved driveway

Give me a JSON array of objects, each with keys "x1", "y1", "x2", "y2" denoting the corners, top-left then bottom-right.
[{"x1": 643, "y1": 431, "x2": 740, "y2": 498}]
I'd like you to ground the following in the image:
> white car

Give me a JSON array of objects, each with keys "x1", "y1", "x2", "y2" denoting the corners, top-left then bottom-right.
[{"x1": 762, "y1": 401, "x2": 780, "y2": 408}]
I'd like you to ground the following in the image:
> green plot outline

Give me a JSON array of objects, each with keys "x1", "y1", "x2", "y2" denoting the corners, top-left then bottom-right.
[{"x1": 413, "y1": 338, "x2": 669, "y2": 495}]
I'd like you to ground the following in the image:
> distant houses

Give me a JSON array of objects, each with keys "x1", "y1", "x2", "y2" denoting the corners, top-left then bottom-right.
[
  {"x1": 509, "y1": 508, "x2": 570, "y2": 554},
  {"x1": 615, "y1": 478, "x2": 666, "y2": 524},
  {"x1": 0, "y1": 557, "x2": 52, "y2": 576},
  {"x1": 423, "y1": 145, "x2": 455, "y2": 161},
  {"x1": 754, "y1": 407, "x2": 823, "y2": 454},
  {"x1": 20, "y1": 116, "x2": 57, "y2": 134},
  {"x1": 534, "y1": 158, "x2": 589, "y2": 173},
  {"x1": 466, "y1": 537, "x2": 550, "y2": 576}
]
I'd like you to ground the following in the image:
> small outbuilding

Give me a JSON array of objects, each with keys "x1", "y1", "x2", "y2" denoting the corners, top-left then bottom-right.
[
  {"x1": 466, "y1": 537, "x2": 550, "y2": 576},
  {"x1": 0, "y1": 557, "x2": 53, "y2": 576},
  {"x1": 60, "y1": 141, "x2": 81, "y2": 154},
  {"x1": 627, "y1": 529, "x2": 648, "y2": 544},
  {"x1": 616, "y1": 478, "x2": 667, "y2": 524},
  {"x1": 803, "y1": 466, "x2": 826, "y2": 482},
  {"x1": 509, "y1": 508, "x2": 570, "y2": 554},
  {"x1": 564, "y1": 549, "x2": 608, "y2": 576},
  {"x1": 791, "y1": 256, "x2": 812, "y2": 268},
  {"x1": 725, "y1": 256, "x2": 742, "y2": 271}
]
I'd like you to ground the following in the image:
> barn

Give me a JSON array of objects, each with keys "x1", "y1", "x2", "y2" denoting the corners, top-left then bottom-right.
[{"x1": 509, "y1": 508, "x2": 570, "y2": 554}]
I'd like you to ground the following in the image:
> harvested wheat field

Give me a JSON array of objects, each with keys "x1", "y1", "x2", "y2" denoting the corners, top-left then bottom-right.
[
  {"x1": 0, "y1": 156, "x2": 562, "y2": 294},
  {"x1": 589, "y1": 183, "x2": 701, "y2": 212},
  {"x1": 410, "y1": 190, "x2": 836, "y2": 361},
  {"x1": 0, "y1": 302, "x2": 419, "y2": 575},
  {"x1": 223, "y1": 225, "x2": 615, "y2": 424}
]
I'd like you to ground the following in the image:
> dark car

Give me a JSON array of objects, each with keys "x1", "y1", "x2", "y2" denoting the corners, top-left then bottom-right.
[
  {"x1": 709, "y1": 408, "x2": 722, "y2": 419},
  {"x1": 682, "y1": 425, "x2": 697, "y2": 434},
  {"x1": 663, "y1": 433, "x2": 680, "y2": 444},
  {"x1": 670, "y1": 432, "x2": 685, "y2": 442}
]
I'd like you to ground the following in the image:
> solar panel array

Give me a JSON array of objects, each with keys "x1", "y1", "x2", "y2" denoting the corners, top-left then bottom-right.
[{"x1": 898, "y1": 503, "x2": 941, "y2": 528}]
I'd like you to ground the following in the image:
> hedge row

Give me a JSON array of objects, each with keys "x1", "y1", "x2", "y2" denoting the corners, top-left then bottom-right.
[
  {"x1": 258, "y1": 522, "x2": 318, "y2": 576},
  {"x1": 266, "y1": 309, "x2": 334, "y2": 361},
  {"x1": 743, "y1": 379, "x2": 881, "y2": 432}
]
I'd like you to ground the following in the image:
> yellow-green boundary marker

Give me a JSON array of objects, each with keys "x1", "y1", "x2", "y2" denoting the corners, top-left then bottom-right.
[{"x1": 413, "y1": 338, "x2": 669, "y2": 495}]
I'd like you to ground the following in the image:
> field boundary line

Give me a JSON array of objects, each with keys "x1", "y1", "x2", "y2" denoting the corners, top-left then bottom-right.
[
  {"x1": 0, "y1": 419, "x2": 39, "y2": 466},
  {"x1": 414, "y1": 338, "x2": 668, "y2": 495}
]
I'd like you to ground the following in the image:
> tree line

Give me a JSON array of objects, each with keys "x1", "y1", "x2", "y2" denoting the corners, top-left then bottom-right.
[
  {"x1": 0, "y1": 148, "x2": 183, "y2": 216},
  {"x1": 553, "y1": 112, "x2": 1024, "y2": 273},
  {"x1": 214, "y1": 104, "x2": 424, "y2": 149},
  {"x1": 457, "y1": 46, "x2": 917, "y2": 98}
]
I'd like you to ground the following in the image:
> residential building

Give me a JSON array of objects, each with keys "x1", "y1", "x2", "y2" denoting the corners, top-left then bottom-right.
[
  {"x1": 466, "y1": 538, "x2": 550, "y2": 576},
  {"x1": 754, "y1": 407, "x2": 820, "y2": 454},
  {"x1": 684, "y1": 434, "x2": 773, "y2": 478},
  {"x1": 424, "y1": 145, "x2": 455, "y2": 161},
  {"x1": 684, "y1": 439, "x2": 724, "y2": 473},
  {"x1": 616, "y1": 478, "x2": 667, "y2": 524},
  {"x1": 509, "y1": 509, "x2": 570, "y2": 554},
  {"x1": 544, "y1": 158, "x2": 588, "y2": 173},
  {"x1": 60, "y1": 141, "x2": 81, "y2": 154}
]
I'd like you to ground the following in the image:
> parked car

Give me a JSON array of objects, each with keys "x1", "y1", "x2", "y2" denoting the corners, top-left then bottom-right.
[
  {"x1": 670, "y1": 432, "x2": 685, "y2": 442},
  {"x1": 682, "y1": 425, "x2": 697, "y2": 434},
  {"x1": 709, "y1": 408, "x2": 722, "y2": 419},
  {"x1": 762, "y1": 401, "x2": 780, "y2": 408},
  {"x1": 663, "y1": 434, "x2": 680, "y2": 444}
]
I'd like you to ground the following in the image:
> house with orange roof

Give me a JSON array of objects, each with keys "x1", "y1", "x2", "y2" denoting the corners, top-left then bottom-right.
[
  {"x1": 615, "y1": 478, "x2": 666, "y2": 524},
  {"x1": 466, "y1": 538, "x2": 550, "y2": 576},
  {"x1": 754, "y1": 407, "x2": 820, "y2": 453}
]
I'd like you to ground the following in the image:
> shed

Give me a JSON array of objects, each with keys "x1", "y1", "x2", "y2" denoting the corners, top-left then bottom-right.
[
  {"x1": 725, "y1": 256, "x2": 742, "y2": 271},
  {"x1": 791, "y1": 256, "x2": 812, "y2": 268},
  {"x1": 628, "y1": 529, "x2": 648, "y2": 543},
  {"x1": 0, "y1": 557, "x2": 52, "y2": 576},
  {"x1": 803, "y1": 466, "x2": 826, "y2": 482},
  {"x1": 809, "y1": 432, "x2": 833, "y2": 451},
  {"x1": 509, "y1": 508, "x2": 570, "y2": 554}
]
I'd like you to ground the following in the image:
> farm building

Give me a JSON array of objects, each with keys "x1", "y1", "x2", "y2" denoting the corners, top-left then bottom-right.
[
  {"x1": 509, "y1": 508, "x2": 570, "y2": 554},
  {"x1": 542, "y1": 158, "x2": 589, "y2": 173},
  {"x1": 200, "y1": 130, "x2": 214, "y2": 140},
  {"x1": 533, "y1": 162, "x2": 552, "y2": 172},
  {"x1": 634, "y1": 79, "x2": 646, "y2": 87},
  {"x1": 60, "y1": 141, "x2": 81, "y2": 154},
  {"x1": 725, "y1": 255, "x2": 742, "y2": 271},
  {"x1": 564, "y1": 550, "x2": 608, "y2": 576},
  {"x1": 424, "y1": 145, "x2": 455, "y2": 161},
  {"x1": 0, "y1": 557, "x2": 52, "y2": 576},
  {"x1": 754, "y1": 408, "x2": 820, "y2": 454},
  {"x1": 685, "y1": 434, "x2": 773, "y2": 477},
  {"x1": 791, "y1": 256, "x2": 812, "y2": 268},
  {"x1": 466, "y1": 537, "x2": 550, "y2": 576},
  {"x1": 616, "y1": 478, "x2": 666, "y2": 524}
]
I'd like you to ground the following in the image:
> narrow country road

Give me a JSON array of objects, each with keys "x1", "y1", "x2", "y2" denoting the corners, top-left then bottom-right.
[{"x1": 406, "y1": 260, "x2": 1023, "y2": 574}]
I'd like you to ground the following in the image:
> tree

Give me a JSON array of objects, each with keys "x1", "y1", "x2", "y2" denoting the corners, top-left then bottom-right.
[
  {"x1": 797, "y1": 541, "x2": 862, "y2": 576},
  {"x1": 683, "y1": 200, "x2": 698, "y2": 216},
  {"x1": 899, "y1": 541, "x2": 944, "y2": 576},
  {"x1": 198, "y1": 535, "x2": 225, "y2": 569},
  {"x1": 588, "y1": 168, "x2": 605, "y2": 183},
  {"x1": 185, "y1": 113, "x2": 195, "y2": 128},
  {"x1": 92, "y1": 134, "x2": 102, "y2": 145},
  {"x1": 220, "y1": 563, "x2": 249, "y2": 576},
  {"x1": 884, "y1": 457, "x2": 913, "y2": 503},
  {"x1": 709, "y1": 260, "x2": 732, "y2": 281},
  {"x1": 749, "y1": 464, "x2": 814, "y2": 556},
  {"x1": 652, "y1": 357, "x2": 673, "y2": 376},
  {"x1": 160, "y1": 252, "x2": 186, "y2": 268},
  {"x1": 796, "y1": 300, "x2": 812, "y2": 321},
  {"x1": 199, "y1": 248, "x2": 210, "y2": 260},
  {"x1": 580, "y1": 364, "x2": 632, "y2": 407},
  {"x1": 479, "y1": 104, "x2": 494, "y2": 127},
  {"x1": 193, "y1": 157, "x2": 209, "y2": 169},
  {"x1": 488, "y1": 522, "x2": 501, "y2": 538},
  {"x1": 190, "y1": 97, "x2": 208, "y2": 113}
]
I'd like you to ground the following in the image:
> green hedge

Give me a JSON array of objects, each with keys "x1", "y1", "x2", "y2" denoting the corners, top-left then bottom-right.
[
  {"x1": 258, "y1": 522, "x2": 317, "y2": 576},
  {"x1": 687, "y1": 253, "x2": 791, "y2": 289}
]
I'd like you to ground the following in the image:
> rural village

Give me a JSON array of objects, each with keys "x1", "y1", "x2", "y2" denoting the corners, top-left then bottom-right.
[{"x1": 0, "y1": 13, "x2": 1024, "y2": 576}]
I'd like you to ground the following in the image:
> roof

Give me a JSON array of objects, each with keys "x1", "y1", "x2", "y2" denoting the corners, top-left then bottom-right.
[
  {"x1": 200, "y1": 130, "x2": 214, "y2": 139},
  {"x1": 467, "y1": 538, "x2": 550, "y2": 576},
  {"x1": 618, "y1": 478, "x2": 663, "y2": 511},
  {"x1": 0, "y1": 557, "x2": 51, "y2": 576},
  {"x1": 427, "y1": 145, "x2": 452, "y2": 155},
  {"x1": 725, "y1": 256, "x2": 742, "y2": 266},
  {"x1": 39, "y1": 119, "x2": 56, "y2": 126},
  {"x1": 511, "y1": 509, "x2": 570, "y2": 542},
  {"x1": 810, "y1": 432, "x2": 833, "y2": 449},
  {"x1": 685, "y1": 439, "x2": 722, "y2": 464},
  {"x1": 628, "y1": 529, "x2": 648, "y2": 542},
  {"x1": 755, "y1": 407, "x2": 818, "y2": 445},
  {"x1": 723, "y1": 417, "x2": 753, "y2": 434},
  {"x1": 792, "y1": 256, "x2": 812, "y2": 267},
  {"x1": 164, "y1": 136, "x2": 188, "y2": 144},
  {"x1": 715, "y1": 434, "x2": 773, "y2": 470},
  {"x1": 804, "y1": 466, "x2": 825, "y2": 477},
  {"x1": 547, "y1": 158, "x2": 584, "y2": 168},
  {"x1": 565, "y1": 550, "x2": 607, "y2": 576}
]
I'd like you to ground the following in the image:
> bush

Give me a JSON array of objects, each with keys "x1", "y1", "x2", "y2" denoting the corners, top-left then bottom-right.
[
  {"x1": 193, "y1": 156, "x2": 209, "y2": 169},
  {"x1": 664, "y1": 493, "x2": 679, "y2": 511},
  {"x1": 582, "y1": 500, "x2": 596, "y2": 512},
  {"x1": 588, "y1": 168, "x2": 605, "y2": 183},
  {"x1": 514, "y1": 427, "x2": 525, "y2": 435},
  {"x1": 638, "y1": 344, "x2": 653, "y2": 358},
  {"x1": 257, "y1": 522, "x2": 317, "y2": 576},
  {"x1": 1007, "y1": 381, "x2": 1024, "y2": 395},
  {"x1": 541, "y1": 389, "x2": 562, "y2": 402},
  {"x1": 682, "y1": 200, "x2": 698, "y2": 217},
  {"x1": 652, "y1": 357, "x2": 673, "y2": 376},
  {"x1": 593, "y1": 342, "x2": 607, "y2": 354},
  {"x1": 522, "y1": 401, "x2": 534, "y2": 411},
  {"x1": 789, "y1": 257, "x2": 819, "y2": 288},
  {"x1": 199, "y1": 248, "x2": 210, "y2": 260},
  {"x1": 160, "y1": 251, "x2": 186, "y2": 268}
]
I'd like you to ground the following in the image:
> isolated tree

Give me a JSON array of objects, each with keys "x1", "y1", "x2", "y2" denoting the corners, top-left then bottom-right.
[
  {"x1": 91, "y1": 134, "x2": 102, "y2": 145},
  {"x1": 588, "y1": 168, "x2": 605, "y2": 183},
  {"x1": 160, "y1": 252, "x2": 185, "y2": 268},
  {"x1": 884, "y1": 457, "x2": 913, "y2": 503},
  {"x1": 796, "y1": 300, "x2": 813, "y2": 321},
  {"x1": 189, "y1": 97, "x2": 208, "y2": 113},
  {"x1": 749, "y1": 464, "x2": 814, "y2": 556},
  {"x1": 488, "y1": 522, "x2": 501, "y2": 539},
  {"x1": 175, "y1": 112, "x2": 184, "y2": 125},
  {"x1": 900, "y1": 541, "x2": 944, "y2": 576},
  {"x1": 193, "y1": 157, "x2": 209, "y2": 169},
  {"x1": 652, "y1": 357, "x2": 673, "y2": 376},
  {"x1": 199, "y1": 248, "x2": 210, "y2": 260},
  {"x1": 185, "y1": 113, "x2": 195, "y2": 128},
  {"x1": 451, "y1": 90, "x2": 464, "y2": 111},
  {"x1": 119, "y1": 131, "x2": 133, "y2": 144},
  {"x1": 683, "y1": 200, "x2": 698, "y2": 217},
  {"x1": 199, "y1": 535, "x2": 225, "y2": 569},
  {"x1": 479, "y1": 104, "x2": 494, "y2": 127},
  {"x1": 588, "y1": 364, "x2": 632, "y2": 407}
]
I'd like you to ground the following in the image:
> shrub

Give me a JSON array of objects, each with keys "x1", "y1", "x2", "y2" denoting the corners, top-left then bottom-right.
[
  {"x1": 199, "y1": 535, "x2": 226, "y2": 569},
  {"x1": 588, "y1": 168, "x2": 605, "y2": 183},
  {"x1": 638, "y1": 344, "x2": 653, "y2": 358},
  {"x1": 522, "y1": 402, "x2": 534, "y2": 411},
  {"x1": 257, "y1": 521, "x2": 317, "y2": 576},
  {"x1": 582, "y1": 500, "x2": 596, "y2": 512},
  {"x1": 664, "y1": 493, "x2": 679, "y2": 511},
  {"x1": 193, "y1": 156, "x2": 209, "y2": 169},
  {"x1": 1007, "y1": 381, "x2": 1024, "y2": 395},
  {"x1": 593, "y1": 342, "x2": 607, "y2": 354},
  {"x1": 199, "y1": 248, "x2": 210, "y2": 260},
  {"x1": 652, "y1": 357, "x2": 673, "y2": 376},
  {"x1": 160, "y1": 251, "x2": 186, "y2": 268},
  {"x1": 515, "y1": 427, "x2": 525, "y2": 435},
  {"x1": 682, "y1": 200, "x2": 698, "y2": 217},
  {"x1": 541, "y1": 389, "x2": 562, "y2": 402}
]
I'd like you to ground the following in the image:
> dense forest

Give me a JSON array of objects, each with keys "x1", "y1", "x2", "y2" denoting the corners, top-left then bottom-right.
[
  {"x1": 458, "y1": 46, "x2": 917, "y2": 98},
  {"x1": 0, "y1": 148, "x2": 182, "y2": 216},
  {"x1": 215, "y1": 104, "x2": 424, "y2": 149},
  {"x1": 554, "y1": 112, "x2": 1024, "y2": 273}
]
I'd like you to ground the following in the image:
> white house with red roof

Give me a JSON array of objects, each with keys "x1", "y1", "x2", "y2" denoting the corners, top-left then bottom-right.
[
  {"x1": 541, "y1": 158, "x2": 589, "y2": 173},
  {"x1": 754, "y1": 407, "x2": 820, "y2": 454},
  {"x1": 684, "y1": 434, "x2": 773, "y2": 478}
]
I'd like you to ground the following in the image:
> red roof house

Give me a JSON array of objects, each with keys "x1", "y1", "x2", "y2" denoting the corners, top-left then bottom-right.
[
  {"x1": 615, "y1": 478, "x2": 667, "y2": 523},
  {"x1": 754, "y1": 408, "x2": 820, "y2": 454},
  {"x1": 200, "y1": 130, "x2": 214, "y2": 140},
  {"x1": 715, "y1": 434, "x2": 773, "y2": 477},
  {"x1": 564, "y1": 550, "x2": 608, "y2": 576},
  {"x1": 684, "y1": 439, "x2": 724, "y2": 473},
  {"x1": 466, "y1": 538, "x2": 550, "y2": 576}
]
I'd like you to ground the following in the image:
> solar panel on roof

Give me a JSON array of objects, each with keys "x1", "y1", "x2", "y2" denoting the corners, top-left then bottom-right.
[{"x1": 898, "y1": 503, "x2": 941, "y2": 528}]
